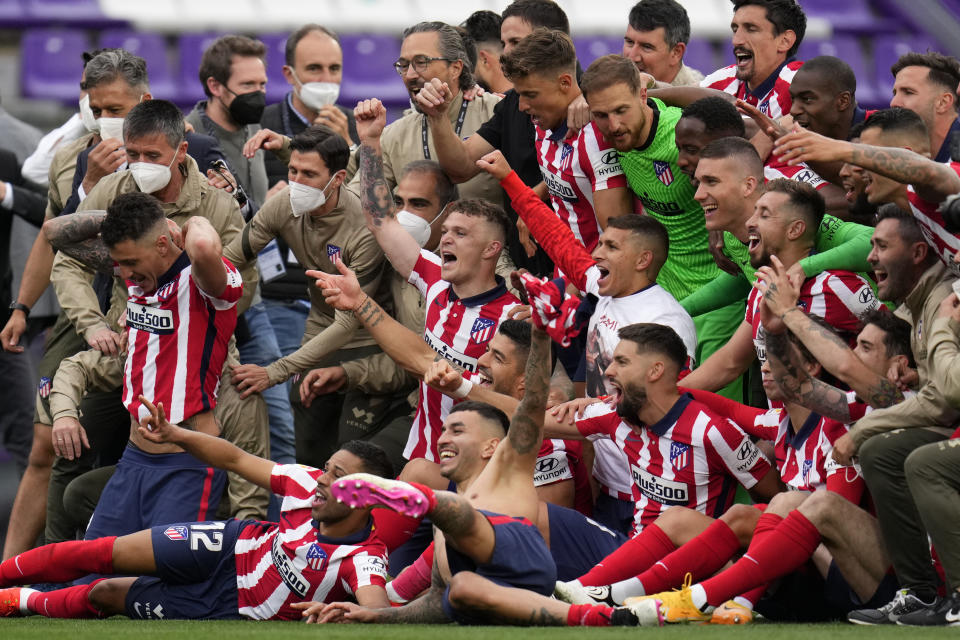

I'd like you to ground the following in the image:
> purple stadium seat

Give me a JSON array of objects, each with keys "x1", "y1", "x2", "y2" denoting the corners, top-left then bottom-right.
[
  {"x1": 259, "y1": 33, "x2": 291, "y2": 105},
  {"x1": 25, "y1": 0, "x2": 125, "y2": 27},
  {"x1": 684, "y1": 39, "x2": 717, "y2": 77},
  {"x1": 177, "y1": 32, "x2": 228, "y2": 108},
  {"x1": 0, "y1": 0, "x2": 28, "y2": 27},
  {"x1": 798, "y1": 0, "x2": 893, "y2": 33},
  {"x1": 99, "y1": 30, "x2": 177, "y2": 104},
  {"x1": 872, "y1": 35, "x2": 941, "y2": 107},
  {"x1": 20, "y1": 29, "x2": 89, "y2": 103},
  {"x1": 339, "y1": 34, "x2": 408, "y2": 110},
  {"x1": 797, "y1": 36, "x2": 880, "y2": 108},
  {"x1": 573, "y1": 36, "x2": 623, "y2": 69}
]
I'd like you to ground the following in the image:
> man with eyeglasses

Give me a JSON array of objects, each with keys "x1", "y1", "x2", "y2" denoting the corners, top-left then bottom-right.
[{"x1": 348, "y1": 21, "x2": 504, "y2": 210}]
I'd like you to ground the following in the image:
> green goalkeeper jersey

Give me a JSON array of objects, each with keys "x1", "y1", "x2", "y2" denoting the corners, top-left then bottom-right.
[{"x1": 619, "y1": 98, "x2": 718, "y2": 300}]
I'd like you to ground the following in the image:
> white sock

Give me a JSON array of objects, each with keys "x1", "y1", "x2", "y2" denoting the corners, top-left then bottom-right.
[
  {"x1": 19, "y1": 588, "x2": 38, "y2": 615},
  {"x1": 610, "y1": 577, "x2": 645, "y2": 604},
  {"x1": 690, "y1": 584, "x2": 708, "y2": 611},
  {"x1": 733, "y1": 596, "x2": 754, "y2": 610}
]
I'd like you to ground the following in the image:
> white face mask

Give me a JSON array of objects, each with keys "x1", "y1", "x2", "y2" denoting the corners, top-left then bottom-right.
[
  {"x1": 290, "y1": 70, "x2": 339, "y2": 111},
  {"x1": 289, "y1": 173, "x2": 338, "y2": 217},
  {"x1": 130, "y1": 150, "x2": 178, "y2": 194},
  {"x1": 397, "y1": 208, "x2": 444, "y2": 248},
  {"x1": 98, "y1": 116, "x2": 125, "y2": 141},
  {"x1": 79, "y1": 95, "x2": 98, "y2": 133}
]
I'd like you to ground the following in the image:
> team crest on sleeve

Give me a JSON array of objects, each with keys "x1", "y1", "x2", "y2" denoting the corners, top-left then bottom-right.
[
  {"x1": 306, "y1": 543, "x2": 329, "y2": 572},
  {"x1": 653, "y1": 161, "x2": 674, "y2": 186},
  {"x1": 326, "y1": 244, "x2": 342, "y2": 264},
  {"x1": 470, "y1": 317, "x2": 496, "y2": 344},
  {"x1": 164, "y1": 525, "x2": 188, "y2": 541},
  {"x1": 37, "y1": 376, "x2": 51, "y2": 399},
  {"x1": 669, "y1": 442, "x2": 691, "y2": 471}
]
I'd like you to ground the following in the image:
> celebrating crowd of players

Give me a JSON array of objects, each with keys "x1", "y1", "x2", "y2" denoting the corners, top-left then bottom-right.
[{"x1": 2, "y1": 0, "x2": 960, "y2": 628}]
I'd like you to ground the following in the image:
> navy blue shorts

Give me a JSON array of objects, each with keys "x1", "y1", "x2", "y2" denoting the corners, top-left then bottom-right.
[
  {"x1": 546, "y1": 503, "x2": 627, "y2": 581},
  {"x1": 442, "y1": 510, "x2": 556, "y2": 624},
  {"x1": 124, "y1": 519, "x2": 253, "y2": 620},
  {"x1": 592, "y1": 492, "x2": 635, "y2": 538},
  {"x1": 84, "y1": 444, "x2": 226, "y2": 540}
]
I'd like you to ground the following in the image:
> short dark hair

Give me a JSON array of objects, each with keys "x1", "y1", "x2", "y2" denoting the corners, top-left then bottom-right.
[
  {"x1": 681, "y1": 97, "x2": 746, "y2": 138},
  {"x1": 763, "y1": 178, "x2": 825, "y2": 239},
  {"x1": 462, "y1": 10, "x2": 503, "y2": 48},
  {"x1": 501, "y1": 28, "x2": 576, "y2": 80},
  {"x1": 454, "y1": 26, "x2": 478, "y2": 74},
  {"x1": 289, "y1": 125, "x2": 350, "y2": 173},
  {"x1": 448, "y1": 400, "x2": 509, "y2": 437},
  {"x1": 123, "y1": 99, "x2": 185, "y2": 149},
  {"x1": 501, "y1": 0, "x2": 570, "y2": 34},
  {"x1": 496, "y1": 318, "x2": 532, "y2": 362},
  {"x1": 874, "y1": 203, "x2": 926, "y2": 245},
  {"x1": 606, "y1": 214, "x2": 670, "y2": 273},
  {"x1": 891, "y1": 51, "x2": 960, "y2": 113},
  {"x1": 397, "y1": 160, "x2": 459, "y2": 209},
  {"x1": 83, "y1": 49, "x2": 149, "y2": 93},
  {"x1": 860, "y1": 308, "x2": 913, "y2": 363},
  {"x1": 284, "y1": 24, "x2": 339, "y2": 67},
  {"x1": 447, "y1": 198, "x2": 511, "y2": 245},
  {"x1": 618, "y1": 323, "x2": 688, "y2": 371},
  {"x1": 198, "y1": 35, "x2": 266, "y2": 98},
  {"x1": 339, "y1": 440, "x2": 394, "y2": 479},
  {"x1": 628, "y1": 0, "x2": 692, "y2": 48},
  {"x1": 861, "y1": 107, "x2": 929, "y2": 144},
  {"x1": 582, "y1": 55, "x2": 644, "y2": 99},
  {"x1": 402, "y1": 22, "x2": 475, "y2": 91},
  {"x1": 797, "y1": 55, "x2": 857, "y2": 97},
  {"x1": 101, "y1": 192, "x2": 166, "y2": 248},
  {"x1": 731, "y1": 0, "x2": 807, "y2": 58},
  {"x1": 699, "y1": 136, "x2": 764, "y2": 178}
]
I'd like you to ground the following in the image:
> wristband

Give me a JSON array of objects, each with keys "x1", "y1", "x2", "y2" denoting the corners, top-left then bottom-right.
[
  {"x1": 9, "y1": 300, "x2": 29, "y2": 316},
  {"x1": 452, "y1": 377, "x2": 473, "y2": 399}
]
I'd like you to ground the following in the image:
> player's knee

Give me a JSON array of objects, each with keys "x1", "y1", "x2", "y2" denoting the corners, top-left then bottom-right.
[
  {"x1": 88, "y1": 579, "x2": 128, "y2": 615},
  {"x1": 719, "y1": 503, "x2": 761, "y2": 546},
  {"x1": 655, "y1": 506, "x2": 708, "y2": 546},
  {"x1": 447, "y1": 572, "x2": 490, "y2": 611},
  {"x1": 797, "y1": 489, "x2": 840, "y2": 526},
  {"x1": 766, "y1": 490, "x2": 807, "y2": 516}
]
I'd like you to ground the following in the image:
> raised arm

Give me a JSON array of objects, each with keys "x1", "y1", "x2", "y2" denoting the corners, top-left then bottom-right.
[
  {"x1": 138, "y1": 396, "x2": 274, "y2": 490},
  {"x1": 415, "y1": 79, "x2": 494, "y2": 183},
  {"x1": 181, "y1": 216, "x2": 228, "y2": 297},
  {"x1": 502, "y1": 323, "x2": 551, "y2": 460},
  {"x1": 41, "y1": 210, "x2": 113, "y2": 274},
  {"x1": 774, "y1": 127, "x2": 960, "y2": 204},
  {"x1": 354, "y1": 99, "x2": 423, "y2": 279}
]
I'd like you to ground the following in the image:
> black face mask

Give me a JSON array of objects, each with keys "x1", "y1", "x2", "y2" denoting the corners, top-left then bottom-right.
[{"x1": 227, "y1": 90, "x2": 265, "y2": 125}]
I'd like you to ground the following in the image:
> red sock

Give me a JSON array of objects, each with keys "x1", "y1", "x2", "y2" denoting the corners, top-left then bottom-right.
[
  {"x1": 408, "y1": 482, "x2": 438, "y2": 514},
  {"x1": 371, "y1": 509, "x2": 422, "y2": 551},
  {"x1": 579, "y1": 524, "x2": 675, "y2": 586},
  {"x1": 0, "y1": 537, "x2": 116, "y2": 587},
  {"x1": 26, "y1": 580, "x2": 104, "y2": 618},
  {"x1": 637, "y1": 518, "x2": 741, "y2": 593},
  {"x1": 567, "y1": 603, "x2": 614, "y2": 626},
  {"x1": 728, "y1": 512, "x2": 784, "y2": 606},
  {"x1": 700, "y1": 511, "x2": 820, "y2": 607}
]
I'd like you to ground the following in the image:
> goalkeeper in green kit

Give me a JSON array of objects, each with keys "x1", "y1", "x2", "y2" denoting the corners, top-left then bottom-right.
[{"x1": 580, "y1": 55, "x2": 744, "y2": 399}]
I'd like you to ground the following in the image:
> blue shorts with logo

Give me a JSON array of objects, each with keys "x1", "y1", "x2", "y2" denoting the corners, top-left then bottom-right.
[
  {"x1": 125, "y1": 519, "x2": 255, "y2": 620},
  {"x1": 441, "y1": 510, "x2": 556, "y2": 624},
  {"x1": 546, "y1": 503, "x2": 627, "y2": 581}
]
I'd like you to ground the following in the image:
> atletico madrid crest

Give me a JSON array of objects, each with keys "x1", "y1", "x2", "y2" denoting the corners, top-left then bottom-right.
[
  {"x1": 670, "y1": 442, "x2": 690, "y2": 470},
  {"x1": 306, "y1": 543, "x2": 329, "y2": 572},
  {"x1": 327, "y1": 244, "x2": 342, "y2": 264},
  {"x1": 470, "y1": 318, "x2": 496, "y2": 344},
  {"x1": 653, "y1": 161, "x2": 674, "y2": 186},
  {"x1": 163, "y1": 525, "x2": 188, "y2": 541}
]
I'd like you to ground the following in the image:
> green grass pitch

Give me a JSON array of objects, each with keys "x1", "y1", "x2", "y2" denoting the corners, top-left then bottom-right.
[{"x1": 2, "y1": 619, "x2": 959, "y2": 639}]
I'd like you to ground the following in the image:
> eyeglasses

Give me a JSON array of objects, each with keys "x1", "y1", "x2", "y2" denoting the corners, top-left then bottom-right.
[{"x1": 394, "y1": 56, "x2": 454, "y2": 75}]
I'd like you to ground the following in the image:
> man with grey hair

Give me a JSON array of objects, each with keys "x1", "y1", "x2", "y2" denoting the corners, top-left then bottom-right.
[
  {"x1": 349, "y1": 21, "x2": 504, "y2": 208},
  {"x1": 623, "y1": 0, "x2": 704, "y2": 86}
]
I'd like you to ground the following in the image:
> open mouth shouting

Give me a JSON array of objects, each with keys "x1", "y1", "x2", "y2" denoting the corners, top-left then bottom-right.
[{"x1": 734, "y1": 47, "x2": 754, "y2": 74}]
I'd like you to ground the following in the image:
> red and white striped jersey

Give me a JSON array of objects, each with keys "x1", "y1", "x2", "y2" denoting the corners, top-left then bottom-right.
[
  {"x1": 535, "y1": 121, "x2": 627, "y2": 251},
  {"x1": 575, "y1": 395, "x2": 772, "y2": 534},
  {"x1": 765, "y1": 155, "x2": 828, "y2": 190},
  {"x1": 701, "y1": 60, "x2": 803, "y2": 119},
  {"x1": 907, "y1": 162, "x2": 960, "y2": 274},
  {"x1": 122, "y1": 253, "x2": 242, "y2": 424},
  {"x1": 234, "y1": 464, "x2": 388, "y2": 620},
  {"x1": 406, "y1": 250, "x2": 520, "y2": 461},
  {"x1": 745, "y1": 270, "x2": 879, "y2": 363}
]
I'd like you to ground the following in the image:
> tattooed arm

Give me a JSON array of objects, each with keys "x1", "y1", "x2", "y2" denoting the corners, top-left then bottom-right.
[
  {"x1": 41, "y1": 210, "x2": 113, "y2": 274},
  {"x1": 505, "y1": 325, "x2": 551, "y2": 458},
  {"x1": 355, "y1": 99, "x2": 422, "y2": 279},
  {"x1": 766, "y1": 330, "x2": 856, "y2": 422}
]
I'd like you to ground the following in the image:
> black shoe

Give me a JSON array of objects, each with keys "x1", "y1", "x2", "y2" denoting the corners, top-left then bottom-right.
[
  {"x1": 609, "y1": 606, "x2": 640, "y2": 626},
  {"x1": 898, "y1": 591, "x2": 960, "y2": 626},
  {"x1": 848, "y1": 589, "x2": 938, "y2": 625}
]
